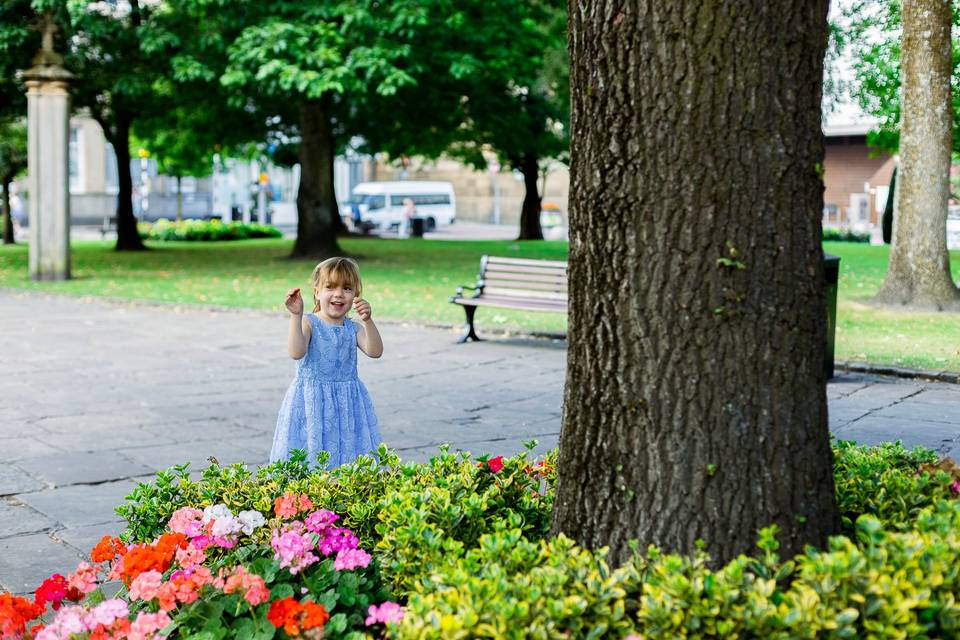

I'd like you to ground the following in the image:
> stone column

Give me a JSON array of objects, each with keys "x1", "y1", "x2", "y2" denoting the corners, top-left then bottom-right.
[{"x1": 24, "y1": 18, "x2": 74, "y2": 281}]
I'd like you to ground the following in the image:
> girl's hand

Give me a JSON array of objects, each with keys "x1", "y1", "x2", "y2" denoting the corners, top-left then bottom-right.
[
  {"x1": 285, "y1": 288, "x2": 303, "y2": 315},
  {"x1": 353, "y1": 298, "x2": 372, "y2": 322}
]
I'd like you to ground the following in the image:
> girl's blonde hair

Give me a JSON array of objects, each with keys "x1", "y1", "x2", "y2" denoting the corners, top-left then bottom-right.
[{"x1": 311, "y1": 257, "x2": 362, "y2": 312}]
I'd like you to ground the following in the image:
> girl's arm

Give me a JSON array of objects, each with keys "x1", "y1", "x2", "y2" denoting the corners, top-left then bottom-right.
[
  {"x1": 285, "y1": 288, "x2": 312, "y2": 359},
  {"x1": 353, "y1": 298, "x2": 383, "y2": 358}
]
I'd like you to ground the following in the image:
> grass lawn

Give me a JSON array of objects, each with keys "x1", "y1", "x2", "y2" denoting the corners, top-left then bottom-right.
[{"x1": 1, "y1": 237, "x2": 958, "y2": 370}]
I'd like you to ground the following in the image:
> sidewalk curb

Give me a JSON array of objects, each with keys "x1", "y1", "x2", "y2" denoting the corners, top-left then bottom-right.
[{"x1": 836, "y1": 360, "x2": 960, "y2": 385}]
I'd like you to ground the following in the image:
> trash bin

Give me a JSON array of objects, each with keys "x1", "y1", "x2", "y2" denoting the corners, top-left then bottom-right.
[
  {"x1": 823, "y1": 253, "x2": 841, "y2": 379},
  {"x1": 410, "y1": 217, "x2": 425, "y2": 238}
]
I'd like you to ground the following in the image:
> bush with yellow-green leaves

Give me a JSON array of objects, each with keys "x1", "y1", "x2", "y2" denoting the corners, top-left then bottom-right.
[{"x1": 112, "y1": 441, "x2": 960, "y2": 638}]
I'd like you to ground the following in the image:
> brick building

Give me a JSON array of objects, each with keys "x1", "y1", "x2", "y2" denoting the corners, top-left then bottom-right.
[{"x1": 822, "y1": 122, "x2": 894, "y2": 231}]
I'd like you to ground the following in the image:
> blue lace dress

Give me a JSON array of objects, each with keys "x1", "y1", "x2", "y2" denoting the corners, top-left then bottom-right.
[{"x1": 271, "y1": 314, "x2": 381, "y2": 468}]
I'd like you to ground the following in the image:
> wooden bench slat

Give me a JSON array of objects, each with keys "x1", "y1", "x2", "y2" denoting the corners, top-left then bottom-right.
[
  {"x1": 483, "y1": 270, "x2": 568, "y2": 285},
  {"x1": 482, "y1": 287, "x2": 567, "y2": 301},
  {"x1": 486, "y1": 256, "x2": 568, "y2": 268},
  {"x1": 482, "y1": 278, "x2": 567, "y2": 293},
  {"x1": 482, "y1": 263, "x2": 567, "y2": 277},
  {"x1": 455, "y1": 297, "x2": 567, "y2": 312}
]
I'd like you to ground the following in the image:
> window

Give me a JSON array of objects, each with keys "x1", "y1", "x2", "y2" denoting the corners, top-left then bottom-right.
[
  {"x1": 390, "y1": 194, "x2": 451, "y2": 206},
  {"x1": 69, "y1": 127, "x2": 80, "y2": 192},
  {"x1": 360, "y1": 194, "x2": 385, "y2": 210}
]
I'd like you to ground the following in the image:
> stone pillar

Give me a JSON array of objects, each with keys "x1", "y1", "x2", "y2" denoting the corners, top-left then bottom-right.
[{"x1": 24, "y1": 17, "x2": 74, "y2": 281}]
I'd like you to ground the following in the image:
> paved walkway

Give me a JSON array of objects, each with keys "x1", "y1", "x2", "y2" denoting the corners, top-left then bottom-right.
[{"x1": 1, "y1": 291, "x2": 959, "y2": 593}]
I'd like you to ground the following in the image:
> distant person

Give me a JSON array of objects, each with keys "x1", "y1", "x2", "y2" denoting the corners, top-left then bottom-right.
[
  {"x1": 350, "y1": 203, "x2": 363, "y2": 233},
  {"x1": 398, "y1": 198, "x2": 416, "y2": 238},
  {"x1": 272, "y1": 257, "x2": 383, "y2": 468}
]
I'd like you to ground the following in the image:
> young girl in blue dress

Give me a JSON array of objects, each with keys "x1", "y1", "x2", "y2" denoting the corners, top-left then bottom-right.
[{"x1": 271, "y1": 257, "x2": 383, "y2": 467}]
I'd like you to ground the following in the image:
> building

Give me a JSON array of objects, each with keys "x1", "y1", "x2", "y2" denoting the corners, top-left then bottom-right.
[{"x1": 822, "y1": 121, "x2": 894, "y2": 231}]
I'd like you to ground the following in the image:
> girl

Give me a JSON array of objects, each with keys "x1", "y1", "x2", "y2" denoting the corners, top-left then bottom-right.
[{"x1": 270, "y1": 257, "x2": 383, "y2": 467}]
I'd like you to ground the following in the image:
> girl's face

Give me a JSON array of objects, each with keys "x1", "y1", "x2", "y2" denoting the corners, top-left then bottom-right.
[{"x1": 315, "y1": 280, "x2": 356, "y2": 323}]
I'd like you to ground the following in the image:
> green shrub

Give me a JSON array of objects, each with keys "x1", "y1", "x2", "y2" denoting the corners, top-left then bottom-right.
[
  {"x1": 823, "y1": 227, "x2": 871, "y2": 243},
  {"x1": 392, "y1": 529, "x2": 638, "y2": 639},
  {"x1": 137, "y1": 218, "x2": 282, "y2": 241},
  {"x1": 832, "y1": 440, "x2": 953, "y2": 534},
  {"x1": 116, "y1": 442, "x2": 960, "y2": 638}
]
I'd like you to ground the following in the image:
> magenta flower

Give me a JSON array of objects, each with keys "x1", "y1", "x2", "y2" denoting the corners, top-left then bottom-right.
[{"x1": 271, "y1": 529, "x2": 318, "y2": 574}]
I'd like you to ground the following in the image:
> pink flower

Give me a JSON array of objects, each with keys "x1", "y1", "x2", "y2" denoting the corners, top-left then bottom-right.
[
  {"x1": 128, "y1": 570, "x2": 164, "y2": 602},
  {"x1": 168, "y1": 507, "x2": 203, "y2": 537},
  {"x1": 304, "y1": 509, "x2": 339, "y2": 534},
  {"x1": 271, "y1": 529, "x2": 318, "y2": 574},
  {"x1": 334, "y1": 548, "x2": 371, "y2": 571},
  {"x1": 35, "y1": 606, "x2": 87, "y2": 640},
  {"x1": 175, "y1": 543, "x2": 206, "y2": 568},
  {"x1": 951, "y1": 480, "x2": 960, "y2": 494},
  {"x1": 128, "y1": 611, "x2": 171, "y2": 640},
  {"x1": 222, "y1": 566, "x2": 270, "y2": 606},
  {"x1": 365, "y1": 601, "x2": 404, "y2": 625},
  {"x1": 83, "y1": 599, "x2": 128, "y2": 628},
  {"x1": 67, "y1": 562, "x2": 99, "y2": 595}
]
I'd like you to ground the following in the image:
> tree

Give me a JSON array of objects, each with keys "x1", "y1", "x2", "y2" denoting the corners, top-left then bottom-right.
[
  {"x1": 873, "y1": 0, "x2": 959, "y2": 310},
  {"x1": 164, "y1": 0, "x2": 437, "y2": 258},
  {"x1": 19, "y1": 0, "x2": 176, "y2": 251},
  {"x1": 358, "y1": 0, "x2": 569, "y2": 241},
  {"x1": 0, "y1": 119, "x2": 27, "y2": 244},
  {"x1": 551, "y1": 1, "x2": 838, "y2": 566}
]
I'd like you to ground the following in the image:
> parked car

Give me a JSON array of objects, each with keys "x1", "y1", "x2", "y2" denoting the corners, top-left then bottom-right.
[{"x1": 351, "y1": 181, "x2": 456, "y2": 233}]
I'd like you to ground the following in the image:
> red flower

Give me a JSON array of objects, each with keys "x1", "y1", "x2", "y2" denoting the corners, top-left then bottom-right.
[
  {"x1": 486, "y1": 456, "x2": 504, "y2": 473},
  {"x1": 268, "y1": 597, "x2": 329, "y2": 636},
  {"x1": 300, "y1": 601, "x2": 329, "y2": 630},
  {"x1": 33, "y1": 574, "x2": 80, "y2": 610},
  {"x1": 268, "y1": 597, "x2": 302, "y2": 635}
]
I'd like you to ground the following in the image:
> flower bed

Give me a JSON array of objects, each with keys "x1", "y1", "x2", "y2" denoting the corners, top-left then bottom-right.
[
  {"x1": 3, "y1": 442, "x2": 960, "y2": 639},
  {"x1": 138, "y1": 219, "x2": 282, "y2": 242}
]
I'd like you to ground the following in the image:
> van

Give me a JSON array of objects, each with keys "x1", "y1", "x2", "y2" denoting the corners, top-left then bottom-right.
[{"x1": 351, "y1": 181, "x2": 456, "y2": 232}]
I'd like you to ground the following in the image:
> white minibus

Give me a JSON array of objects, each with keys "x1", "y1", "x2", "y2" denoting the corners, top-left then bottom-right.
[{"x1": 350, "y1": 181, "x2": 456, "y2": 232}]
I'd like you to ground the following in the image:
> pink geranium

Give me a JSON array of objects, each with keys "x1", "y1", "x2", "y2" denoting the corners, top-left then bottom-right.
[
  {"x1": 168, "y1": 507, "x2": 204, "y2": 537},
  {"x1": 67, "y1": 562, "x2": 99, "y2": 595},
  {"x1": 128, "y1": 611, "x2": 171, "y2": 640},
  {"x1": 365, "y1": 601, "x2": 404, "y2": 625},
  {"x1": 128, "y1": 570, "x2": 164, "y2": 602},
  {"x1": 334, "y1": 548, "x2": 371, "y2": 571},
  {"x1": 271, "y1": 527, "x2": 318, "y2": 574}
]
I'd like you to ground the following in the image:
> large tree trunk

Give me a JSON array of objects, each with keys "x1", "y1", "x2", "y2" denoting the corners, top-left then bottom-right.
[
  {"x1": 111, "y1": 119, "x2": 146, "y2": 251},
  {"x1": 292, "y1": 97, "x2": 342, "y2": 258},
  {"x1": 874, "y1": 0, "x2": 958, "y2": 310},
  {"x1": 551, "y1": 0, "x2": 837, "y2": 567},
  {"x1": 2, "y1": 173, "x2": 15, "y2": 245},
  {"x1": 517, "y1": 154, "x2": 544, "y2": 240}
]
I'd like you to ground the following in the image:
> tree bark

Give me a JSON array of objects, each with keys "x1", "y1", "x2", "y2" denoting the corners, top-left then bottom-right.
[
  {"x1": 2, "y1": 172, "x2": 15, "y2": 245},
  {"x1": 552, "y1": 0, "x2": 837, "y2": 567},
  {"x1": 517, "y1": 154, "x2": 544, "y2": 240},
  {"x1": 874, "y1": 0, "x2": 958, "y2": 309},
  {"x1": 292, "y1": 97, "x2": 342, "y2": 258},
  {"x1": 111, "y1": 118, "x2": 146, "y2": 251}
]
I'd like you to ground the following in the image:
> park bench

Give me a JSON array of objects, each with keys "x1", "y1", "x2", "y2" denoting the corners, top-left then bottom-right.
[{"x1": 450, "y1": 255, "x2": 567, "y2": 343}]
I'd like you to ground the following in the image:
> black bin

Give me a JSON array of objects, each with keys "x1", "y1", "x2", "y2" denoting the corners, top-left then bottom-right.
[
  {"x1": 410, "y1": 217, "x2": 425, "y2": 238},
  {"x1": 824, "y1": 254, "x2": 841, "y2": 379}
]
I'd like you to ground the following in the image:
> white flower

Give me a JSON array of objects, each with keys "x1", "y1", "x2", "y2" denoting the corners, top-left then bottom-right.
[
  {"x1": 238, "y1": 510, "x2": 267, "y2": 535},
  {"x1": 202, "y1": 504, "x2": 234, "y2": 523}
]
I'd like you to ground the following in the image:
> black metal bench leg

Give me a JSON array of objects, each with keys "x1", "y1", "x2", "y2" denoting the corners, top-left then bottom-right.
[{"x1": 457, "y1": 306, "x2": 482, "y2": 343}]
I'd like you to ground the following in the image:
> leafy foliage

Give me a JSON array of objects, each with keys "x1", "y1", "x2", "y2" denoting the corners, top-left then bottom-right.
[{"x1": 138, "y1": 219, "x2": 282, "y2": 242}]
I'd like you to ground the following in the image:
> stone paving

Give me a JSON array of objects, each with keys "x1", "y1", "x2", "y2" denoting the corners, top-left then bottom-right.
[{"x1": 2, "y1": 290, "x2": 960, "y2": 593}]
